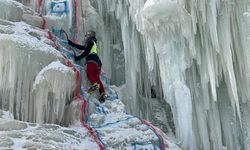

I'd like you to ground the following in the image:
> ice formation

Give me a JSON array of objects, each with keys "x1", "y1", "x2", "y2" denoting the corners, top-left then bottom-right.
[
  {"x1": 0, "y1": 110, "x2": 99, "y2": 149},
  {"x1": 82, "y1": 0, "x2": 250, "y2": 149},
  {"x1": 0, "y1": 19, "x2": 75, "y2": 123},
  {"x1": 1, "y1": 0, "x2": 250, "y2": 149},
  {"x1": 0, "y1": 0, "x2": 180, "y2": 149}
]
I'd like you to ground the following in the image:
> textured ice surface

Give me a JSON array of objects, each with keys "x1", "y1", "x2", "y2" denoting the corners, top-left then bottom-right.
[
  {"x1": 4, "y1": 0, "x2": 250, "y2": 149},
  {"x1": 0, "y1": 0, "x2": 180, "y2": 149},
  {"x1": 81, "y1": 0, "x2": 250, "y2": 149},
  {"x1": 0, "y1": 112, "x2": 98, "y2": 150},
  {"x1": 0, "y1": 15, "x2": 75, "y2": 124}
]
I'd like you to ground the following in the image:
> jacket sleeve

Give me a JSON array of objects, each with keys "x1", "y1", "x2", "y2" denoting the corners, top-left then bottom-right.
[
  {"x1": 68, "y1": 40, "x2": 85, "y2": 50},
  {"x1": 75, "y1": 40, "x2": 94, "y2": 61}
]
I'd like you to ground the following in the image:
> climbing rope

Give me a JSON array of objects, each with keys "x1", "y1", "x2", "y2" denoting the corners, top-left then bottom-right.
[
  {"x1": 80, "y1": 100, "x2": 106, "y2": 150},
  {"x1": 91, "y1": 115, "x2": 167, "y2": 150}
]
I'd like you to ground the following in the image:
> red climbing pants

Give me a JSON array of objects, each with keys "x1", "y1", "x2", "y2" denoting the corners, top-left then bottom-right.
[{"x1": 86, "y1": 62, "x2": 105, "y2": 94}]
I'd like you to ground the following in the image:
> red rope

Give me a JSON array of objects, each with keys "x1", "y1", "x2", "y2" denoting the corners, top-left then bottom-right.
[
  {"x1": 72, "y1": 1, "x2": 103, "y2": 144},
  {"x1": 64, "y1": 58, "x2": 73, "y2": 67},
  {"x1": 73, "y1": 0, "x2": 78, "y2": 43},
  {"x1": 41, "y1": 16, "x2": 46, "y2": 29},
  {"x1": 62, "y1": 57, "x2": 82, "y2": 99},
  {"x1": 47, "y1": 31, "x2": 58, "y2": 49},
  {"x1": 72, "y1": 67, "x2": 81, "y2": 99},
  {"x1": 37, "y1": 0, "x2": 43, "y2": 14},
  {"x1": 142, "y1": 120, "x2": 167, "y2": 150},
  {"x1": 80, "y1": 100, "x2": 105, "y2": 150}
]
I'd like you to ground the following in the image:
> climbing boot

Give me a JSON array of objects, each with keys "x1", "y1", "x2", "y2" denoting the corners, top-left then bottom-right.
[
  {"x1": 99, "y1": 92, "x2": 108, "y2": 103},
  {"x1": 88, "y1": 83, "x2": 100, "y2": 94}
]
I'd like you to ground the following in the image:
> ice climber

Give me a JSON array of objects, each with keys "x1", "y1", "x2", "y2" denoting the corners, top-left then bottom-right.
[{"x1": 67, "y1": 30, "x2": 107, "y2": 103}]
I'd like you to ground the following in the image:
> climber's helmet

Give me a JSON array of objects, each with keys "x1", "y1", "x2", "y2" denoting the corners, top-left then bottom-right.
[{"x1": 85, "y1": 31, "x2": 96, "y2": 38}]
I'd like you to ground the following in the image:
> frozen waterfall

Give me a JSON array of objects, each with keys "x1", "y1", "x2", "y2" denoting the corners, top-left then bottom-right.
[
  {"x1": 1, "y1": 0, "x2": 250, "y2": 149},
  {"x1": 84, "y1": 0, "x2": 250, "y2": 149},
  {"x1": 0, "y1": 0, "x2": 179, "y2": 149}
]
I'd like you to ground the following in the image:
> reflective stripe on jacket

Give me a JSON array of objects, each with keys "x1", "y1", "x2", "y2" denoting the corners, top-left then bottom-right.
[{"x1": 90, "y1": 41, "x2": 97, "y2": 54}]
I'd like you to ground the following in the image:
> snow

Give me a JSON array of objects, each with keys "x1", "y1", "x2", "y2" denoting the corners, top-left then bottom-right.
[
  {"x1": 1, "y1": 103, "x2": 180, "y2": 149},
  {"x1": 33, "y1": 60, "x2": 74, "y2": 89},
  {"x1": 0, "y1": 0, "x2": 24, "y2": 21},
  {"x1": 0, "y1": 110, "x2": 14, "y2": 119},
  {"x1": 0, "y1": 116, "x2": 98, "y2": 150}
]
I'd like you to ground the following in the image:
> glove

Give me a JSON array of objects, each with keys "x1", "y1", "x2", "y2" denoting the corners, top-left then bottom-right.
[
  {"x1": 74, "y1": 55, "x2": 78, "y2": 61},
  {"x1": 68, "y1": 40, "x2": 72, "y2": 46}
]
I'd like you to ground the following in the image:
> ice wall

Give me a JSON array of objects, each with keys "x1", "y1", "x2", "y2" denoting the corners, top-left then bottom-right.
[
  {"x1": 80, "y1": 0, "x2": 250, "y2": 149},
  {"x1": 0, "y1": 1, "x2": 181, "y2": 149},
  {"x1": 0, "y1": 1, "x2": 77, "y2": 124},
  {"x1": 32, "y1": 61, "x2": 75, "y2": 123},
  {"x1": 4, "y1": 0, "x2": 250, "y2": 149}
]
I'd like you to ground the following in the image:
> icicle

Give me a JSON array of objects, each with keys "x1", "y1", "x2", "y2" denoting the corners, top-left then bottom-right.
[
  {"x1": 0, "y1": 20, "x2": 75, "y2": 124},
  {"x1": 32, "y1": 61, "x2": 75, "y2": 123}
]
